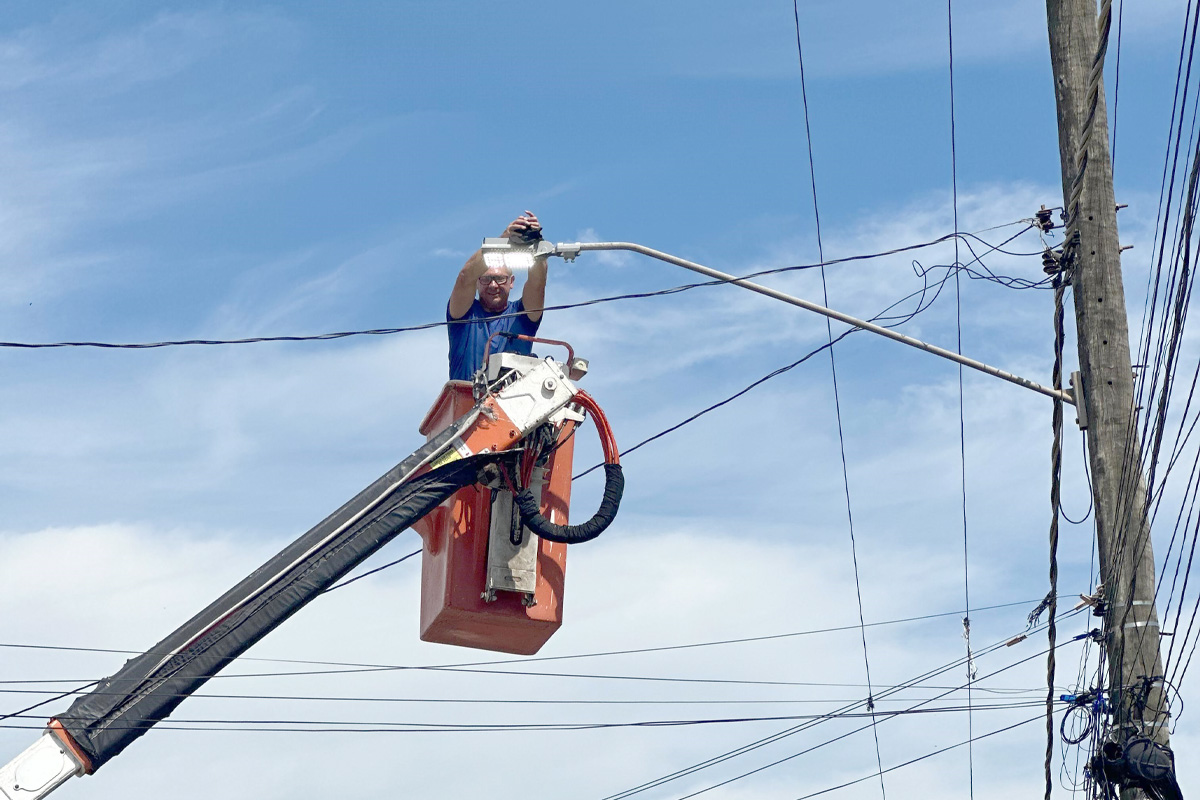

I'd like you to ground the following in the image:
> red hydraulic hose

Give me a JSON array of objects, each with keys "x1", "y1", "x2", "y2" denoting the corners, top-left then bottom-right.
[
  {"x1": 513, "y1": 389, "x2": 624, "y2": 544},
  {"x1": 572, "y1": 390, "x2": 619, "y2": 465}
]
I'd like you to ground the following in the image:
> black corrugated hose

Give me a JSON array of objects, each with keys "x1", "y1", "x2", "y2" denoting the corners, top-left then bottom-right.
[
  {"x1": 514, "y1": 389, "x2": 623, "y2": 544},
  {"x1": 515, "y1": 463, "x2": 624, "y2": 543}
]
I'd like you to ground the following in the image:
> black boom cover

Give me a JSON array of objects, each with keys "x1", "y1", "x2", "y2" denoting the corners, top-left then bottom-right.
[{"x1": 55, "y1": 429, "x2": 501, "y2": 769}]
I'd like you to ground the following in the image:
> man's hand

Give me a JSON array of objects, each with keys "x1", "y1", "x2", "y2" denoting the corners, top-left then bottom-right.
[
  {"x1": 452, "y1": 211, "x2": 546, "y2": 320},
  {"x1": 503, "y1": 211, "x2": 543, "y2": 243},
  {"x1": 518, "y1": 211, "x2": 548, "y2": 323}
]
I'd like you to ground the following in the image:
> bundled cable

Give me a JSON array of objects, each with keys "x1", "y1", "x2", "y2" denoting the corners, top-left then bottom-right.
[{"x1": 515, "y1": 390, "x2": 623, "y2": 544}]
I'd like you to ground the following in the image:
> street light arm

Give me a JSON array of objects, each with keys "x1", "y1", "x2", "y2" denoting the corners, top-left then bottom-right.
[{"x1": 549, "y1": 240, "x2": 1075, "y2": 406}]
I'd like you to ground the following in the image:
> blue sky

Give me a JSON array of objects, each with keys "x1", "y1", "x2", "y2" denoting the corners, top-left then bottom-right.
[{"x1": 1, "y1": 2, "x2": 1195, "y2": 799}]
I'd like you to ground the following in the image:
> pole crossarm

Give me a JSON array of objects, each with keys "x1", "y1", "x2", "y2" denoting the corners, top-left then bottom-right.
[{"x1": 550, "y1": 241, "x2": 1074, "y2": 406}]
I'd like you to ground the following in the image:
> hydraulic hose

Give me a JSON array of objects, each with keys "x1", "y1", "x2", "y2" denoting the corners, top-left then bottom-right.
[{"x1": 514, "y1": 390, "x2": 623, "y2": 544}]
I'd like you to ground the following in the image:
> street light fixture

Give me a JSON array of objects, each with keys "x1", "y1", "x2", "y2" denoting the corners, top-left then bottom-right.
[
  {"x1": 481, "y1": 237, "x2": 1077, "y2": 407},
  {"x1": 481, "y1": 237, "x2": 555, "y2": 271}
]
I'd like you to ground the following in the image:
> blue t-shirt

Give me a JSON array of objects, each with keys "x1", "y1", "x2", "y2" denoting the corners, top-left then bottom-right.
[{"x1": 447, "y1": 298, "x2": 542, "y2": 380}]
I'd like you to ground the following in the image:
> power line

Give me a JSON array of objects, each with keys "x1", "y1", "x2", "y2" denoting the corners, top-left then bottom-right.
[
  {"x1": 573, "y1": 252, "x2": 971, "y2": 480},
  {"x1": 596, "y1": 610, "x2": 1087, "y2": 800},
  {"x1": 0, "y1": 600, "x2": 1081, "y2": 729},
  {"x1": 320, "y1": 548, "x2": 420, "y2": 593},
  {"x1": 0, "y1": 681, "x2": 99, "y2": 725},
  {"x1": 1, "y1": 700, "x2": 1055, "y2": 736},
  {"x1": 945, "y1": 3, "x2": 976, "y2": 799},
  {"x1": 788, "y1": 712, "x2": 1044, "y2": 800},
  {"x1": 1111, "y1": 0, "x2": 1126, "y2": 172},
  {"x1": 0, "y1": 230, "x2": 1047, "y2": 352},
  {"x1": 3, "y1": 623, "x2": 1073, "y2": 736},
  {"x1": 791, "y1": 5, "x2": 886, "y2": 799},
  {"x1": 0, "y1": 688, "x2": 1051, "y2": 705},
  {"x1": 609, "y1": 636, "x2": 1084, "y2": 800},
  {"x1": 0, "y1": 596, "x2": 1068, "y2": 674},
  {"x1": 1118, "y1": 3, "x2": 1200, "y2": 740}
]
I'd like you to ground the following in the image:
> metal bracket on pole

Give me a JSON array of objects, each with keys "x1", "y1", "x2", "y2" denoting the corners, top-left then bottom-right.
[
  {"x1": 1070, "y1": 371, "x2": 1087, "y2": 429},
  {"x1": 529, "y1": 240, "x2": 1075, "y2": 406}
]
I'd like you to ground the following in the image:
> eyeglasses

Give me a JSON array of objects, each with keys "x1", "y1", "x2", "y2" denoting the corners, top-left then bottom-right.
[{"x1": 478, "y1": 275, "x2": 513, "y2": 286}]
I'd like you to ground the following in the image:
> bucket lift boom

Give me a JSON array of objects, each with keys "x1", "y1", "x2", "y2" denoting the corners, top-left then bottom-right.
[{"x1": 0, "y1": 347, "x2": 622, "y2": 799}]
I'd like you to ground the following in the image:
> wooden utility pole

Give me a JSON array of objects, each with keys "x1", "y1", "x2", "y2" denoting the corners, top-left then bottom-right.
[{"x1": 1046, "y1": 0, "x2": 1170, "y2": 766}]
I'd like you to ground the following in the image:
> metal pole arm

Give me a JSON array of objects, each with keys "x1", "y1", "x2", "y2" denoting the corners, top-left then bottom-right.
[{"x1": 547, "y1": 241, "x2": 1074, "y2": 405}]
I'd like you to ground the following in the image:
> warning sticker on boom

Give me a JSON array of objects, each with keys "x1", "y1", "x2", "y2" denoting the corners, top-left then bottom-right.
[{"x1": 429, "y1": 437, "x2": 473, "y2": 470}]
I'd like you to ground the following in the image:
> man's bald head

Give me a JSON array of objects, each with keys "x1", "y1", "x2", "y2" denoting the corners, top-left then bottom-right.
[{"x1": 477, "y1": 265, "x2": 515, "y2": 313}]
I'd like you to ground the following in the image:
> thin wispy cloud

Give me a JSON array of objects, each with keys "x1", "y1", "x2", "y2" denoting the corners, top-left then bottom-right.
[{"x1": 1, "y1": 3, "x2": 1193, "y2": 799}]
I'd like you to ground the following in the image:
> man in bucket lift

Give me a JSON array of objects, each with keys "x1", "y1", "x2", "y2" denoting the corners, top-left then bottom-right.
[{"x1": 446, "y1": 211, "x2": 547, "y2": 380}]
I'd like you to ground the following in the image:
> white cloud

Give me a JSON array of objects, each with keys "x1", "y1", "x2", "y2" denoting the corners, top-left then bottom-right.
[
  {"x1": 576, "y1": 227, "x2": 633, "y2": 268},
  {"x1": 0, "y1": 9, "x2": 298, "y2": 93},
  {"x1": 0, "y1": 8, "x2": 342, "y2": 313},
  {"x1": 0, "y1": 4, "x2": 1189, "y2": 789},
  {"x1": 0, "y1": 519, "x2": 1072, "y2": 799},
  {"x1": 650, "y1": 0, "x2": 1183, "y2": 80},
  {"x1": 3, "y1": 178, "x2": 1161, "y2": 798}
]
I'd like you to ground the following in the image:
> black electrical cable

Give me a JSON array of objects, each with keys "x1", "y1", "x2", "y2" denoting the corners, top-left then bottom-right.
[
  {"x1": 791, "y1": 7, "x2": 886, "y2": 797},
  {"x1": 597, "y1": 610, "x2": 1086, "y2": 800},
  {"x1": 0, "y1": 616, "x2": 1077, "y2": 721},
  {"x1": 604, "y1": 632, "x2": 1083, "y2": 800},
  {"x1": 1107, "y1": 1, "x2": 1200, "y2": 708},
  {"x1": 785, "y1": 713, "x2": 1045, "y2": 800},
  {"x1": 0, "y1": 223, "x2": 1061, "y2": 773},
  {"x1": 6, "y1": 617, "x2": 1065, "y2": 722},
  {"x1": 0, "y1": 681, "x2": 99, "y2": 724},
  {"x1": 1, "y1": 700, "x2": 1054, "y2": 735},
  {"x1": 193, "y1": 665, "x2": 965, "y2": 688},
  {"x1": 945, "y1": 3, "x2": 976, "y2": 798},
  {"x1": 572, "y1": 254, "x2": 965, "y2": 481},
  {"x1": 1058, "y1": 433, "x2": 1094, "y2": 525},
  {"x1": 0, "y1": 689, "x2": 1054, "y2": 705},
  {"x1": 1154, "y1": 445, "x2": 1200, "y2": 680},
  {"x1": 1133, "y1": 0, "x2": 1200, "y2": 543},
  {"x1": 573, "y1": 331, "x2": 845, "y2": 481},
  {"x1": 1095, "y1": 140, "x2": 1200, "y2": 762},
  {"x1": 2, "y1": 633, "x2": 1082, "y2": 759},
  {"x1": 0, "y1": 230, "x2": 1047, "y2": 352},
  {"x1": 0, "y1": 595, "x2": 1071, "y2": 680},
  {"x1": 320, "y1": 548, "x2": 421, "y2": 593},
  {"x1": 674, "y1": 712, "x2": 1045, "y2": 800},
  {"x1": 917, "y1": 224, "x2": 1051, "y2": 291},
  {"x1": 1121, "y1": 16, "x2": 1200, "y2": 716},
  {"x1": 1111, "y1": 0, "x2": 1126, "y2": 173},
  {"x1": 0, "y1": 681, "x2": 1048, "y2": 704}
]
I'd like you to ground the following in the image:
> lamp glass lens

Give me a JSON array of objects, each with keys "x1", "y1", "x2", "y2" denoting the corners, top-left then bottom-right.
[{"x1": 504, "y1": 252, "x2": 535, "y2": 270}]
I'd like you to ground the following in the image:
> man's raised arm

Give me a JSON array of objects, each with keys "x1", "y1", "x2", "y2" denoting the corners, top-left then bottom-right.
[
  {"x1": 522, "y1": 257, "x2": 547, "y2": 324},
  {"x1": 449, "y1": 246, "x2": 489, "y2": 321},
  {"x1": 449, "y1": 212, "x2": 544, "y2": 320},
  {"x1": 516, "y1": 211, "x2": 546, "y2": 324}
]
